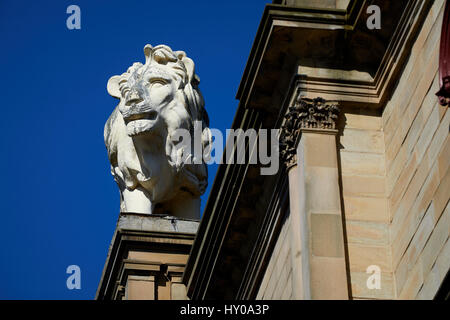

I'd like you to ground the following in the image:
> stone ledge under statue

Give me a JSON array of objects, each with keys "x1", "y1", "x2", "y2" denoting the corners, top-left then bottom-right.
[{"x1": 96, "y1": 212, "x2": 199, "y2": 300}]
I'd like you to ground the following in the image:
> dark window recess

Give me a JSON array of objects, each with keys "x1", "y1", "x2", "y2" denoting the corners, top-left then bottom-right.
[
  {"x1": 436, "y1": 0, "x2": 450, "y2": 106},
  {"x1": 434, "y1": 268, "x2": 450, "y2": 300}
]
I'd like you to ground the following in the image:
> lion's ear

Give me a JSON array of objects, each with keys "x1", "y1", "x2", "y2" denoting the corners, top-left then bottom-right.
[
  {"x1": 202, "y1": 127, "x2": 213, "y2": 162},
  {"x1": 107, "y1": 75, "x2": 122, "y2": 99},
  {"x1": 181, "y1": 56, "x2": 196, "y2": 84}
]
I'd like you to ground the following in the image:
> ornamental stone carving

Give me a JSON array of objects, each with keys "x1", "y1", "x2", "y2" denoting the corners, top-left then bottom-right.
[
  {"x1": 104, "y1": 44, "x2": 211, "y2": 219},
  {"x1": 279, "y1": 96, "x2": 340, "y2": 169}
]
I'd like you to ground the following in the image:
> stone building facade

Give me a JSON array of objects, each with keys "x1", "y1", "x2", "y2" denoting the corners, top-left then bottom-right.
[{"x1": 98, "y1": 0, "x2": 449, "y2": 300}]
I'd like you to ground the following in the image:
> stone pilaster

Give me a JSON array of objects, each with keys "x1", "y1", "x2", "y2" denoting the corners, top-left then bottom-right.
[
  {"x1": 96, "y1": 213, "x2": 199, "y2": 300},
  {"x1": 280, "y1": 96, "x2": 348, "y2": 300}
]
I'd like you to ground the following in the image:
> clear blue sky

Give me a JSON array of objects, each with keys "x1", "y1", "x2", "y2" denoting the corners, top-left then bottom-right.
[{"x1": 0, "y1": 0, "x2": 270, "y2": 299}]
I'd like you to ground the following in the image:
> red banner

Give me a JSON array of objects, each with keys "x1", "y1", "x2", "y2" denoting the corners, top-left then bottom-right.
[{"x1": 437, "y1": 0, "x2": 450, "y2": 106}]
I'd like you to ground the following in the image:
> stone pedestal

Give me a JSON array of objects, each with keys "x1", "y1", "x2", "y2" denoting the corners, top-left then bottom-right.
[{"x1": 96, "y1": 213, "x2": 199, "y2": 300}]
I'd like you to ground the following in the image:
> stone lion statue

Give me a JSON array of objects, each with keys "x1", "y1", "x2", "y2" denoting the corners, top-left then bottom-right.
[{"x1": 104, "y1": 44, "x2": 210, "y2": 219}]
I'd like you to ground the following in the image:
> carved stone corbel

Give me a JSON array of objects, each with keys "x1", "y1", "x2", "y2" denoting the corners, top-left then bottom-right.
[{"x1": 279, "y1": 96, "x2": 340, "y2": 169}]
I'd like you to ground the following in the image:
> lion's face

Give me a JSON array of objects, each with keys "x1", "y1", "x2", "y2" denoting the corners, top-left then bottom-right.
[
  {"x1": 115, "y1": 46, "x2": 192, "y2": 140},
  {"x1": 119, "y1": 63, "x2": 186, "y2": 138}
]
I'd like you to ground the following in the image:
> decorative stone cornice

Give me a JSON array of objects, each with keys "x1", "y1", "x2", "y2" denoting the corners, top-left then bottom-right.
[
  {"x1": 237, "y1": 1, "x2": 433, "y2": 111},
  {"x1": 279, "y1": 96, "x2": 340, "y2": 169}
]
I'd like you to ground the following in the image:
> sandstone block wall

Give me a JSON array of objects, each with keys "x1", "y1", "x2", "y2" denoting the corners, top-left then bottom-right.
[
  {"x1": 382, "y1": 0, "x2": 449, "y2": 299},
  {"x1": 256, "y1": 212, "x2": 293, "y2": 299},
  {"x1": 338, "y1": 107, "x2": 393, "y2": 299}
]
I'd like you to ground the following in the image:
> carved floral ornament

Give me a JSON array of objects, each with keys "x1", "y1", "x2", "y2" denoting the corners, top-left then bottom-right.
[{"x1": 279, "y1": 96, "x2": 341, "y2": 169}]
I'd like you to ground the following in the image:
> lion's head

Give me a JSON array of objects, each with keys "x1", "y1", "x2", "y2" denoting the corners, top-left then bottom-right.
[{"x1": 104, "y1": 44, "x2": 210, "y2": 219}]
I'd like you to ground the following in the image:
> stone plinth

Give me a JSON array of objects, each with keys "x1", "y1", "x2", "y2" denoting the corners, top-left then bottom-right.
[{"x1": 96, "y1": 213, "x2": 199, "y2": 300}]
